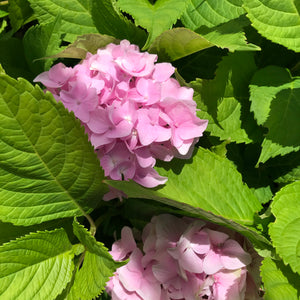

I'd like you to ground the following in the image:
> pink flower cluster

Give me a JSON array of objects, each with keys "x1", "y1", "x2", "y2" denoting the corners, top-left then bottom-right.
[
  {"x1": 34, "y1": 40, "x2": 207, "y2": 190},
  {"x1": 106, "y1": 214, "x2": 260, "y2": 300}
]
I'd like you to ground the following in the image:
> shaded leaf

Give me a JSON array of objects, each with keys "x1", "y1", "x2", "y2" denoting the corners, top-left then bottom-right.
[
  {"x1": 193, "y1": 51, "x2": 260, "y2": 144},
  {"x1": 91, "y1": 0, "x2": 146, "y2": 47},
  {"x1": 148, "y1": 27, "x2": 213, "y2": 61},
  {"x1": 49, "y1": 33, "x2": 119, "y2": 60},
  {"x1": 23, "y1": 15, "x2": 63, "y2": 74},
  {"x1": 249, "y1": 66, "x2": 300, "y2": 164},
  {"x1": 8, "y1": 0, "x2": 34, "y2": 32}
]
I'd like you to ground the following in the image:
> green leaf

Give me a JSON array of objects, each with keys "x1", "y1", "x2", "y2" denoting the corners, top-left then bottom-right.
[
  {"x1": 23, "y1": 15, "x2": 63, "y2": 74},
  {"x1": 148, "y1": 27, "x2": 213, "y2": 61},
  {"x1": 0, "y1": 218, "x2": 74, "y2": 246},
  {"x1": 192, "y1": 51, "x2": 260, "y2": 144},
  {"x1": 258, "y1": 139, "x2": 300, "y2": 165},
  {"x1": 8, "y1": 0, "x2": 34, "y2": 32},
  {"x1": 269, "y1": 181, "x2": 300, "y2": 275},
  {"x1": 67, "y1": 220, "x2": 124, "y2": 300},
  {"x1": 109, "y1": 147, "x2": 262, "y2": 224},
  {"x1": 261, "y1": 257, "x2": 300, "y2": 300},
  {"x1": 117, "y1": 0, "x2": 191, "y2": 49},
  {"x1": 49, "y1": 33, "x2": 119, "y2": 60},
  {"x1": 28, "y1": 0, "x2": 98, "y2": 43},
  {"x1": 105, "y1": 181, "x2": 270, "y2": 251},
  {"x1": 249, "y1": 66, "x2": 293, "y2": 126},
  {"x1": 195, "y1": 16, "x2": 261, "y2": 52},
  {"x1": 243, "y1": 0, "x2": 300, "y2": 52},
  {"x1": 0, "y1": 10, "x2": 9, "y2": 18},
  {"x1": 181, "y1": 0, "x2": 245, "y2": 30},
  {"x1": 275, "y1": 165, "x2": 300, "y2": 184},
  {"x1": 0, "y1": 19, "x2": 7, "y2": 34},
  {"x1": 173, "y1": 46, "x2": 225, "y2": 81},
  {"x1": 91, "y1": 0, "x2": 146, "y2": 47},
  {"x1": 249, "y1": 66, "x2": 300, "y2": 164},
  {"x1": 0, "y1": 74, "x2": 107, "y2": 226},
  {"x1": 0, "y1": 38, "x2": 33, "y2": 81},
  {"x1": 0, "y1": 229, "x2": 75, "y2": 300}
]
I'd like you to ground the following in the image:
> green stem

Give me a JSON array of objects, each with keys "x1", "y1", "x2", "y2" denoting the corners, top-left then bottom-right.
[{"x1": 84, "y1": 212, "x2": 96, "y2": 237}]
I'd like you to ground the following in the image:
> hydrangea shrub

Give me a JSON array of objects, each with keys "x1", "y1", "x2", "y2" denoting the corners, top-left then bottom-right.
[{"x1": 0, "y1": 0, "x2": 300, "y2": 299}]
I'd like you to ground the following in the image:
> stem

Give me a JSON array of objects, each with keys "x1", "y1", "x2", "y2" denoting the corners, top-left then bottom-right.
[
  {"x1": 84, "y1": 212, "x2": 96, "y2": 237},
  {"x1": 0, "y1": 1, "x2": 8, "y2": 5}
]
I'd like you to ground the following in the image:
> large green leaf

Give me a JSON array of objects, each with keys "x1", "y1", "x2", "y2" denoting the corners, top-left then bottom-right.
[
  {"x1": 107, "y1": 147, "x2": 262, "y2": 224},
  {"x1": 261, "y1": 257, "x2": 300, "y2": 300},
  {"x1": 28, "y1": 0, "x2": 98, "y2": 43},
  {"x1": 193, "y1": 51, "x2": 260, "y2": 144},
  {"x1": 269, "y1": 181, "x2": 300, "y2": 275},
  {"x1": 0, "y1": 229, "x2": 75, "y2": 300},
  {"x1": 0, "y1": 74, "x2": 107, "y2": 226},
  {"x1": 148, "y1": 27, "x2": 213, "y2": 62},
  {"x1": 249, "y1": 66, "x2": 300, "y2": 164},
  {"x1": 91, "y1": 0, "x2": 146, "y2": 47},
  {"x1": 181, "y1": 0, "x2": 245, "y2": 30},
  {"x1": 117, "y1": 0, "x2": 191, "y2": 49},
  {"x1": 23, "y1": 15, "x2": 63, "y2": 74},
  {"x1": 66, "y1": 220, "x2": 124, "y2": 300},
  {"x1": 243, "y1": 0, "x2": 300, "y2": 52}
]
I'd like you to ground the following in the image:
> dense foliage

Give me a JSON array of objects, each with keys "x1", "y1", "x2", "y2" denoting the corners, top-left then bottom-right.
[{"x1": 0, "y1": 0, "x2": 299, "y2": 299}]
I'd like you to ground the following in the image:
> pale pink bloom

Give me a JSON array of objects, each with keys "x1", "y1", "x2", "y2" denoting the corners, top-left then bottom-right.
[
  {"x1": 59, "y1": 81, "x2": 98, "y2": 123},
  {"x1": 33, "y1": 62, "x2": 74, "y2": 89},
  {"x1": 106, "y1": 214, "x2": 260, "y2": 300},
  {"x1": 110, "y1": 227, "x2": 137, "y2": 261},
  {"x1": 34, "y1": 40, "x2": 208, "y2": 195}
]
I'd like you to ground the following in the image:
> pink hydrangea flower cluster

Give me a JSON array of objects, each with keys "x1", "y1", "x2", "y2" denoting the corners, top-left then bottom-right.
[
  {"x1": 34, "y1": 40, "x2": 208, "y2": 190},
  {"x1": 106, "y1": 214, "x2": 261, "y2": 300}
]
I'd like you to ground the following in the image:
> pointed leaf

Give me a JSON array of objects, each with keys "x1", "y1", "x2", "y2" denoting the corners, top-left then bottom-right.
[
  {"x1": 49, "y1": 33, "x2": 119, "y2": 60},
  {"x1": 269, "y1": 181, "x2": 300, "y2": 275},
  {"x1": 244, "y1": 0, "x2": 300, "y2": 52},
  {"x1": 23, "y1": 15, "x2": 63, "y2": 74},
  {"x1": 117, "y1": 0, "x2": 191, "y2": 48},
  {"x1": 0, "y1": 229, "x2": 74, "y2": 300},
  {"x1": 258, "y1": 139, "x2": 300, "y2": 165},
  {"x1": 28, "y1": 0, "x2": 98, "y2": 43},
  {"x1": 261, "y1": 257, "x2": 300, "y2": 300},
  {"x1": 195, "y1": 16, "x2": 261, "y2": 52},
  {"x1": 148, "y1": 27, "x2": 213, "y2": 61},
  {"x1": 8, "y1": 0, "x2": 34, "y2": 32},
  {"x1": 0, "y1": 74, "x2": 107, "y2": 226},
  {"x1": 193, "y1": 51, "x2": 260, "y2": 144},
  {"x1": 181, "y1": 0, "x2": 245, "y2": 30},
  {"x1": 249, "y1": 66, "x2": 300, "y2": 164},
  {"x1": 67, "y1": 221, "x2": 125, "y2": 300}
]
